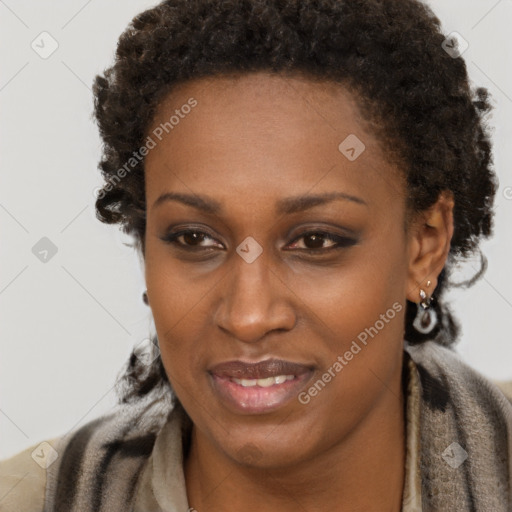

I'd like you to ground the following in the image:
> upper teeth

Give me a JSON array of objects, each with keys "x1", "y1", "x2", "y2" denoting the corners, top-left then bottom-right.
[{"x1": 232, "y1": 375, "x2": 295, "y2": 387}]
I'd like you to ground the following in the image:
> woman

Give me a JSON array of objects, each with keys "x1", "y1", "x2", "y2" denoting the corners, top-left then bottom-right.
[{"x1": 1, "y1": 0, "x2": 511, "y2": 510}]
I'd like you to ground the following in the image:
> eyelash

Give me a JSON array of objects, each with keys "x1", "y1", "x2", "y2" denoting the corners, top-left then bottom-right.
[{"x1": 160, "y1": 228, "x2": 357, "y2": 255}]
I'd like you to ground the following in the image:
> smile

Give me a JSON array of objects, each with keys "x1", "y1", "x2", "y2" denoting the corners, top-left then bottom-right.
[
  {"x1": 208, "y1": 358, "x2": 314, "y2": 414},
  {"x1": 231, "y1": 375, "x2": 295, "y2": 387}
]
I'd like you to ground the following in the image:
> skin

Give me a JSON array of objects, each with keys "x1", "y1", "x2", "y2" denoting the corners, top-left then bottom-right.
[{"x1": 143, "y1": 71, "x2": 454, "y2": 512}]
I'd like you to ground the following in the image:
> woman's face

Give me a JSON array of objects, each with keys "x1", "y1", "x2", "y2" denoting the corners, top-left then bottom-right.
[{"x1": 144, "y1": 71, "x2": 412, "y2": 468}]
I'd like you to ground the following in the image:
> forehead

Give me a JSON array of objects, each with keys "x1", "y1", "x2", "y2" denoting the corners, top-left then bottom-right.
[{"x1": 144, "y1": 71, "x2": 405, "y2": 213}]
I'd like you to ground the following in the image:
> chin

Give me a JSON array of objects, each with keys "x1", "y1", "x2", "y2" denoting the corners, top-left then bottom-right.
[{"x1": 218, "y1": 431, "x2": 314, "y2": 470}]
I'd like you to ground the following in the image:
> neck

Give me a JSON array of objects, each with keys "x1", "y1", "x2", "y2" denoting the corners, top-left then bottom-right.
[{"x1": 184, "y1": 361, "x2": 406, "y2": 512}]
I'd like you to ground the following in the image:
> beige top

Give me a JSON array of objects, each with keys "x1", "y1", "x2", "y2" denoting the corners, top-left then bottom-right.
[{"x1": 6, "y1": 354, "x2": 507, "y2": 512}]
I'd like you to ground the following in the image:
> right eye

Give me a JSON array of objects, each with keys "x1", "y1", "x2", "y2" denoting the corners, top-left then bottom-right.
[{"x1": 160, "y1": 228, "x2": 224, "y2": 251}]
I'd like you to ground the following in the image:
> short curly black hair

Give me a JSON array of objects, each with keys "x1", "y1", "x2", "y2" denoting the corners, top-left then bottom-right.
[{"x1": 93, "y1": 0, "x2": 497, "y2": 367}]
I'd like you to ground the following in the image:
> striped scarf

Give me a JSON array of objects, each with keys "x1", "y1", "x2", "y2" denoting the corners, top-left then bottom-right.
[{"x1": 42, "y1": 340, "x2": 512, "y2": 511}]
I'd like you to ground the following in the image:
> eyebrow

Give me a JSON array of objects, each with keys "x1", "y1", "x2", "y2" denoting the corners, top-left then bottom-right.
[{"x1": 152, "y1": 191, "x2": 368, "y2": 215}]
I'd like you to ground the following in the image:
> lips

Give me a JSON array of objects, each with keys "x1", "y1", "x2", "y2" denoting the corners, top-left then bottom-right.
[
  {"x1": 209, "y1": 359, "x2": 313, "y2": 380},
  {"x1": 208, "y1": 358, "x2": 315, "y2": 414}
]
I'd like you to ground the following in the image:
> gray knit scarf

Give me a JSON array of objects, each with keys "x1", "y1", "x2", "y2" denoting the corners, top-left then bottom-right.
[{"x1": 42, "y1": 340, "x2": 512, "y2": 511}]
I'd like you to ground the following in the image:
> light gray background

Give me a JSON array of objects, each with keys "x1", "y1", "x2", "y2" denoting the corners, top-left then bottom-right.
[{"x1": 1, "y1": 0, "x2": 511, "y2": 459}]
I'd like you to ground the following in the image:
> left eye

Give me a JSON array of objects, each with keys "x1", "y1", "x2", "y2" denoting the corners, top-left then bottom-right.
[
  {"x1": 162, "y1": 229, "x2": 356, "y2": 253},
  {"x1": 286, "y1": 231, "x2": 357, "y2": 252}
]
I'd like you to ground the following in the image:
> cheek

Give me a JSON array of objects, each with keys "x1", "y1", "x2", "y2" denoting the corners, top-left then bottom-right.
[
  {"x1": 144, "y1": 247, "x2": 194, "y2": 364},
  {"x1": 290, "y1": 233, "x2": 408, "y2": 409},
  {"x1": 288, "y1": 240, "x2": 407, "y2": 344},
  {"x1": 144, "y1": 238, "x2": 210, "y2": 327}
]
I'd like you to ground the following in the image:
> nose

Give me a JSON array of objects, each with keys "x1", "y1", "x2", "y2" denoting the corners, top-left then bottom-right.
[{"x1": 213, "y1": 250, "x2": 296, "y2": 344}]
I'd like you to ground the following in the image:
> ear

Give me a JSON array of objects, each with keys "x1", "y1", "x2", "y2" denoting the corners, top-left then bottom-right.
[{"x1": 406, "y1": 190, "x2": 454, "y2": 303}]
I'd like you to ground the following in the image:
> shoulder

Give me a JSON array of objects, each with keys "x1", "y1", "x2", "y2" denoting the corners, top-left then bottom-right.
[
  {"x1": 0, "y1": 383, "x2": 176, "y2": 512},
  {"x1": 492, "y1": 380, "x2": 512, "y2": 405},
  {"x1": 405, "y1": 340, "x2": 512, "y2": 413},
  {"x1": 0, "y1": 437, "x2": 60, "y2": 512}
]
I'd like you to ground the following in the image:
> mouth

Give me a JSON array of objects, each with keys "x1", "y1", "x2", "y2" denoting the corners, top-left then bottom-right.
[{"x1": 208, "y1": 358, "x2": 314, "y2": 414}]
